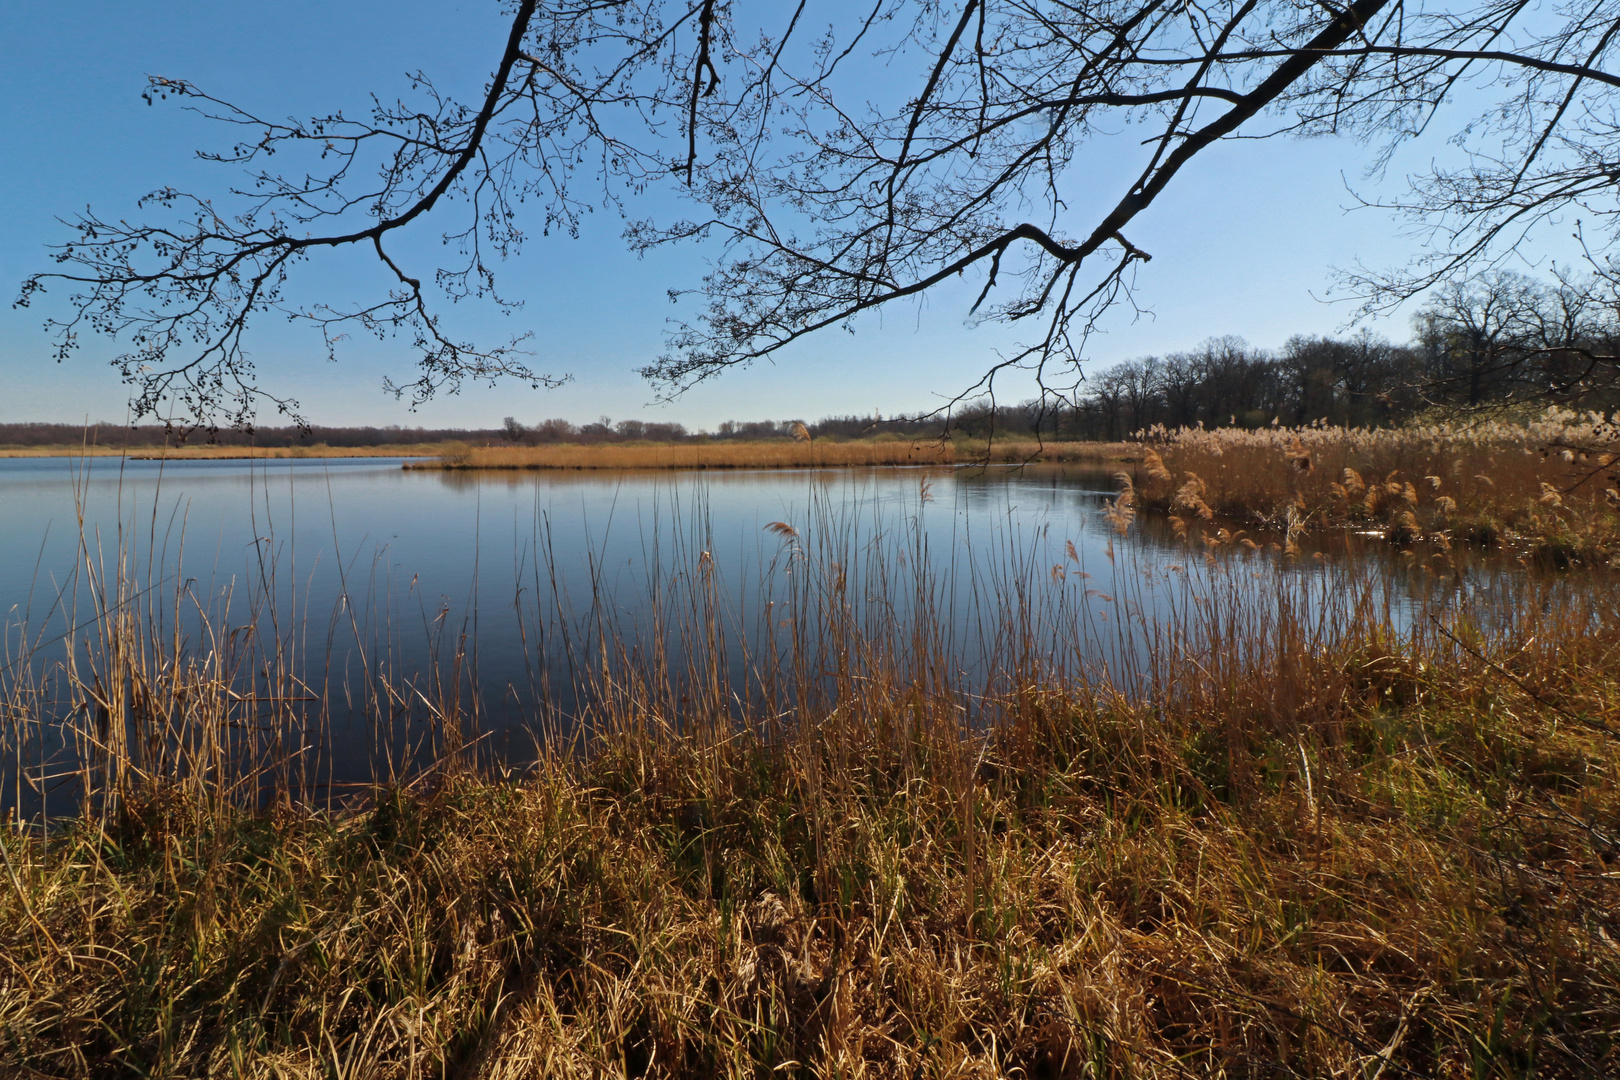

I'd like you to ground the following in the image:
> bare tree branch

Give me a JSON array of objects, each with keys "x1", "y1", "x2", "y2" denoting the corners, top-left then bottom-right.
[{"x1": 16, "y1": 0, "x2": 1620, "y2": 429}]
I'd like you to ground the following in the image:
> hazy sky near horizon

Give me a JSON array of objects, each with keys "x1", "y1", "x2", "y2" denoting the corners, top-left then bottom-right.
[{"x1": 0, "y1": 2, "x2": 1576, "y2": 430}]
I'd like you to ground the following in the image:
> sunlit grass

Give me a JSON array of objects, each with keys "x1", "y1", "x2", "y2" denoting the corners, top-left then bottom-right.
[
  {"x1": 1134, "y1": 408, "x2": 1620, "y2": 563},
  {"x1": 420, "y1": 438, "x2": 1128, "y2": 471},
  {"x1": 2, "y1": 437, "x2": 1132, "y2": 469},
  {"x1": 0, "y1": 443, "x2": 453, "y2": 459},
  {"x1": 2, "y1": 463, "x2": 1618, "y2": 1076}
]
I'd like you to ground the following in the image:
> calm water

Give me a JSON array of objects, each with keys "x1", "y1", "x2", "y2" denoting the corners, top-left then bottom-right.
[
  {"x1": 1, "y1": 455, "x2": 1128, "y2": 639},
  {"x1": 0, "y1": 454, "x2": 1528, "y2": 812}
]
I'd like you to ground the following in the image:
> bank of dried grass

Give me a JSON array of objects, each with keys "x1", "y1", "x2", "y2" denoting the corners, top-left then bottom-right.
[
  {"x1": 420, "y1": 439, "x2": 1126, "y2": 471},
  {"x1": 2, "y1": 482, "x2": 1618, "y2": 1077},
  {"x1": 0, "y1": 444, "x2": 454, "y2": 459},
  {"x1": 1134, "y1": 410, "x2": 1620, "y2": 563}
]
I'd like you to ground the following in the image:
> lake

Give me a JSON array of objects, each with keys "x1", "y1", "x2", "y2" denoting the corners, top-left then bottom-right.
[{"x1": 0, "y1": 454, "x2": 1532, "y2": 816}]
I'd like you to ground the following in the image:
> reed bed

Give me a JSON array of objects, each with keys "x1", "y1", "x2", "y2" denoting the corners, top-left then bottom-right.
[
  {"x1": 418, "y1": 439, "x2": 1126, "y2": 471},
  {"x1": 0, "y1": 444, "x2": 453, "y2": 459},
  {"x1": 0, "y1": 445, "x2": 158, "y2": 458},
  {"x1": 1132, "y1": 409, "x2": 1620, "y2": 563},
  {"x1": 129, "y1": 443, "x2": 448, "y2": 460},
  {"x1": 2, "y1": 479, "x2": 1618, "y2": 1077}
]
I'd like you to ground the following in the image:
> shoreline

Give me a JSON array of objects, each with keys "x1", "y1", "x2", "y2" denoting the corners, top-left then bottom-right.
[
  {"x1": 411, "y1": 439, "x2": 1132, "y2": 471},
  {"x1": 3, "y1": 436, "x2": 1616, "y2": 1074},
  {"x1": 0, "y1": 444, "x2": 448, "y2": 460},
  {"x1": 0, "y1": 439, "x2": 1135, "y2": 469}
]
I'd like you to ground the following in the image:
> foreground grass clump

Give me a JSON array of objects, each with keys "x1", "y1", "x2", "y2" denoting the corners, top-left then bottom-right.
[
  {"x1": 419, "y1": 439, "x2": 1126, "y2": 471},
  {"x1": 1132, "y1": 409, "x2": 1620, "y2": 562},
  {"x1": 5, "y1": 626, "x2": 1618, "y2": 1077}
]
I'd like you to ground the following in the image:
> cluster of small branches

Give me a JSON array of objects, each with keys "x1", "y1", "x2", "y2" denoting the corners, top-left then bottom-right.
[{"x1": 16, "y1": 1, "x2": 1620, "y2": 428}]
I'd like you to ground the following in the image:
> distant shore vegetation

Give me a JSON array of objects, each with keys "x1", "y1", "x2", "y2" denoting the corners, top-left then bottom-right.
[
  {"x1": 13, "y1": 273, "x2": 1620, "y2": 459},
  {"x1": 420, "y1": 439, "x2": 1127, "y2": 471}
]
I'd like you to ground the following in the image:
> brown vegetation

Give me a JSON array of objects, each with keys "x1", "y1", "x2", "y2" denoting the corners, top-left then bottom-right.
[
  {"x1": 1132, "y1": 409, "x2": 1620, "y2": 564},
  {"x1": 132, "y1": 443, "x2": 451, "y2": 459},
  {"x1": 0, "y1": 422, "x2": 503, "y2": 454},
  {"x1": 2, "y1": 490, "x2": 1618, "y2": 1076},
  {"x1": 0, "y1": 445, "x2": 454, "y2": 459},
  {"x1": 0, "y1": 445, "x2": 449, "y2": 459},
  {"x1": 420, "y1": 439, "x2": 1126, "y2": 471}
]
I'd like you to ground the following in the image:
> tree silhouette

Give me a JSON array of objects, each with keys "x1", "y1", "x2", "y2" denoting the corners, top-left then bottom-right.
[{"x1": 18, "y1": 0, "x2": 1620, "y2": 429}]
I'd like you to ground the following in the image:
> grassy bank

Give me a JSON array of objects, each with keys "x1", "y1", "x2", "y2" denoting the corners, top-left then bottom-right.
[
  {"x1": 3, "y1": 487, "x2": 1618, "y2": 1076},
  {"x1": 6, "y1": 588, "x2": 1619, "y2": 1076},
  {"x1": 0, "y1": 443, "x2": 452, "y2": 459},
  {"x1": 1131, "y1": 409, "x2": 1620, "y2": 563},
  {"x1": 418, "y1": 439, "x2": 1128, "y2": 471},
  {"x1": 2, "y1": 438, "x2": 1131, "y2": 468}
]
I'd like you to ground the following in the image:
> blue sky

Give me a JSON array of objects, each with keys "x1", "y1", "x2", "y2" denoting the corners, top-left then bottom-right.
[{"x1": 0, "y1": 2, "x2": 1566, "y2": 430}]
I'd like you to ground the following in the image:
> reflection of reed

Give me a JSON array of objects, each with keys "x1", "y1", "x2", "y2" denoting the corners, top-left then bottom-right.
[
  {"x1": 0, "y1": 475, "x2": 481, "y2": 823},
  {"x1": 3, "y1": 457, "x2": 1599, "y2": 813},
  {"x1": 3, "y1": 456, "x2": 1618, "y2": 1076}
]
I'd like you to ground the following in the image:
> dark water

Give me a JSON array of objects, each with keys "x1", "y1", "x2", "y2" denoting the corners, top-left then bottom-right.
[
  {"x1": 0, "y1": 454, "x2": 1530, "y2": 813},
  {"x1": 1, "y1": 455, "x2": 1123, "y2": 653}
]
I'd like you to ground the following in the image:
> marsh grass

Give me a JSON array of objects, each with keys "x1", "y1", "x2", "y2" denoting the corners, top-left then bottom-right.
[
  {"x1": 2, "y1": 464, "x2": 1619, "y2": 1076},
  {"x1": 419, "y1": 439, "x2": 1127, "y2": 471},
  {"x1": 1134, "y1": 410, "x2": 1620, "y2": 563},
  {"x1": 0, "y1": 444, "x2": 455, "y2": 459}
]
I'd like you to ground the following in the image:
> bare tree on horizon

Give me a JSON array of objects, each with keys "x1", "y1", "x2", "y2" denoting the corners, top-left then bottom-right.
[{"x1": 17, "y1": 0, "x2": 1620, "y2": 431}]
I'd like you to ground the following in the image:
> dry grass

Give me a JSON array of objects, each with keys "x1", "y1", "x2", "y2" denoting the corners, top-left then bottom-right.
[
  {"x1": 419, "y1": 439, "x2": 1128, "y2": 471},
  {"x1": 959, "y1": 439, "x2": 1131, "y2": 465},
  {"x1": 1132, "y1": 409, "x2": 1620, "y2": 563},
  {"x1": 1, "y1": 438, "x2": 1130, "y2": 468},
  {"x1": 133, "y1": 443, "x2": 448, "y2": 460},
  {"x1": 3, "y1": 484, "x2": 1619, "y2": 1076},
  {"x1": 0, "y1": 445, "x2": 145, "y2": 458},
  {"x1": 0, "y1": 443, "x2": 451, "y2": 459}
]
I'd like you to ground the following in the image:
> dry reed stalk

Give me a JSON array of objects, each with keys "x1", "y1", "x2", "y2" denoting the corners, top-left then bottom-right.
[{"x1": 1132, "y1": 409, "x2": 1620, "y2": 563}]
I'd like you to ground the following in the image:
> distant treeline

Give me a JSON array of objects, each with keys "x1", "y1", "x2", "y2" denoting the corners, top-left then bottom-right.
[
  {"x1": 0, "y1": 414, "x2": 951, "y2": 448},
  {"x1": 511, "y1": 416, "x2": 948, "y2": 443},
  {"x1": 1049, "y1": 332, "x2": 1423, "y2": 441},
  {"x1": 10, "y1": 273, "x2": 1617, "y2": 448},
  {"x1": 0, "y1": 418, "x2": 907, "y2": 449},
  {"x1": 0, "y1": 423, "x2": 499, "y2": 449},
  {"x1": 1050, "y1": 271, "x2": 1620, "y2": 440},
  {"x1": 0, "y1": 415, "x2": 971, "y2": 448}
]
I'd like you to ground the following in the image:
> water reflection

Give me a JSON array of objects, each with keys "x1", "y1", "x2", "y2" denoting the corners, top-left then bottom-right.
[{"x1": 0, "y1": 455, "x2": 1583, "y2": 815}]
